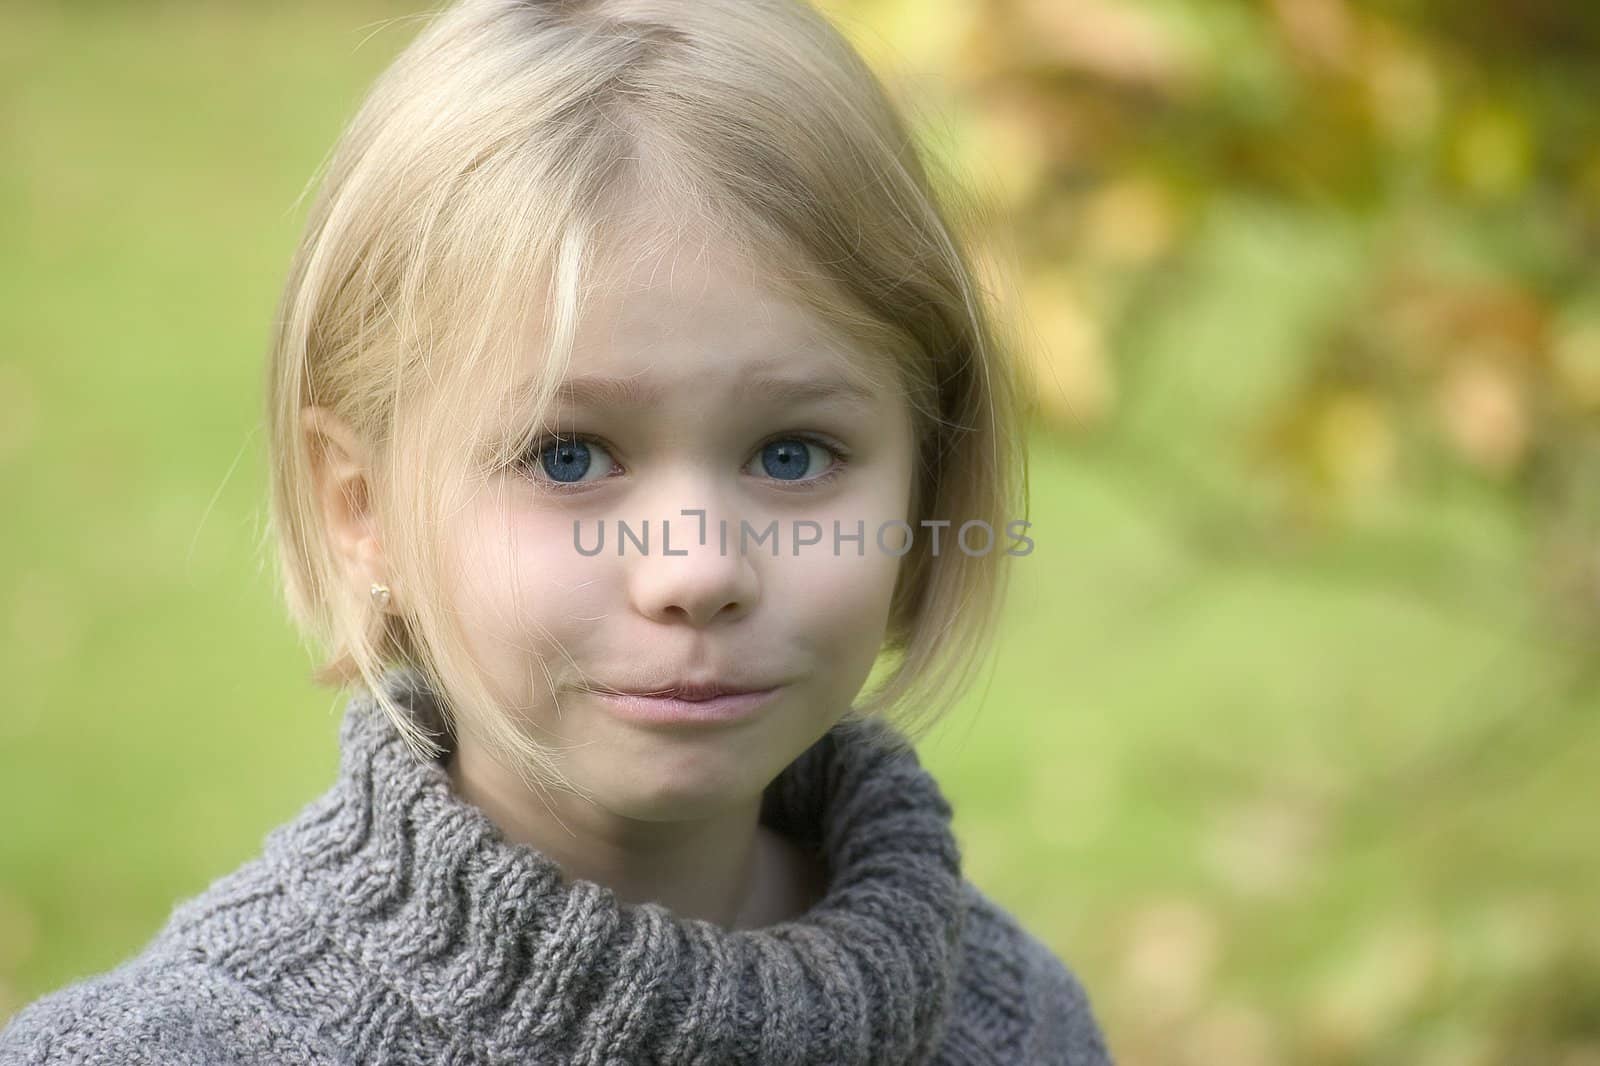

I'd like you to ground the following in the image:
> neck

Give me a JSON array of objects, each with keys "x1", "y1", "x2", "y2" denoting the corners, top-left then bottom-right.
[{"x1": 446, "y1": 739, "x2": 801, "y2": 929}]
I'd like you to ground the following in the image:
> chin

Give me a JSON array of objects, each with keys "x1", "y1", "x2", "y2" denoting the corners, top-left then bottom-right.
[{"x1": 604, "y1": 754, "x2": 762, "y2": 821}]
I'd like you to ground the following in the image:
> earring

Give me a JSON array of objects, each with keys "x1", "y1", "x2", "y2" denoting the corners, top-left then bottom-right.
[{"x1": 370, "y1": 582, "x2": 392, "y2": 609}]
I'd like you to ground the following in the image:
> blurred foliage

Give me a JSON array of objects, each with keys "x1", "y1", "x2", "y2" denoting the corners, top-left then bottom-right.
[{"x1": 848, "y1": 0, "x2": 1600, "y2": 619}]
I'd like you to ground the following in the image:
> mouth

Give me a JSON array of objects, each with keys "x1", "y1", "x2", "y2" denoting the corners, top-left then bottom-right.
[
  {"x1": 591, "y1": 679, "x2": 782, "y2": 702},
  {"x1": 588, "y1": 684, "x2": 785, "y2": 726}
]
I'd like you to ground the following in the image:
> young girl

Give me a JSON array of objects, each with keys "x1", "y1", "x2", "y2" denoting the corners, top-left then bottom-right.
[{"x1": 1, "y1": 0, "x2": 1111, "y2": 1062}]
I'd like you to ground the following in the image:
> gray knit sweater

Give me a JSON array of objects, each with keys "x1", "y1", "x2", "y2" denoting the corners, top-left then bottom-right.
[{"x1": 0, "y1": 667, "x2": 1112, "y2": 1065}]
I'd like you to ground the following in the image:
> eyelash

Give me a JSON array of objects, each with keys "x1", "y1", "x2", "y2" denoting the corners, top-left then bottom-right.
[{"x1": 516, "y1": 432, "x2": 851, "y2": 495}]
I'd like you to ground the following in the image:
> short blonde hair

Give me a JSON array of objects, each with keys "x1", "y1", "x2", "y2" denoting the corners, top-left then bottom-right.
[{"x1": 265, "y1": 0, "x2": 1031, "y2": 792}]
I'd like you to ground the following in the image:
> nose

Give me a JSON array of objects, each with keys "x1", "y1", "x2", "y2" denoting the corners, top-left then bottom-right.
[{"x1": 624, "y1": 493, "x2": 760, "y2": 628}]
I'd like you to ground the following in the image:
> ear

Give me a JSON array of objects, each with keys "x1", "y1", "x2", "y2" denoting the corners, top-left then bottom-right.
[{"x1": 302, "y1": 405, "x2": 390, "y2": 606}]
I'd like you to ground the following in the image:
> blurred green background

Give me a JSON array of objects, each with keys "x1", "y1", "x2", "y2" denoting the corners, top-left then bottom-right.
[{"x1": 3, "y1": 1, "x2": 1599, "y2": 1063}]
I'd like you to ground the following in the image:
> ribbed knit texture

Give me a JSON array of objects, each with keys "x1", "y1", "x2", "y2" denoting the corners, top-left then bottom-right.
[{"x1": 0, "y1": 667, "x2": 1113, "y2": 1065}]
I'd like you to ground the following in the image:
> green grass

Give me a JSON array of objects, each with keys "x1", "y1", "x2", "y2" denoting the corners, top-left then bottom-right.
[{"x1": 2, "y1": 4, "x2": 1596, "y2": 1062}]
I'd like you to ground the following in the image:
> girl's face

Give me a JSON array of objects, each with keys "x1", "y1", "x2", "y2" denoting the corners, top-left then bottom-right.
[{"x1": 444, "y1": 230, "x2": 917, "y2": 823}]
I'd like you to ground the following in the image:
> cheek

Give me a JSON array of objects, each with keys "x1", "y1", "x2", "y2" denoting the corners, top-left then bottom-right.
[
  {"x1": 784, "y1": 557, "x2": 898, "y2": 664},
  {"x1": 779, "y1": 474, "x2": 911, "y2": 647},
  {"x1": 448, "y1": 498, "x2": 608, "y2": 647}
]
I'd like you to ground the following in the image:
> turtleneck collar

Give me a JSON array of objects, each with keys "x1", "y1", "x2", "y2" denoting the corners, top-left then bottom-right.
[{"x1": 263, "y1": 665, "x2": 972, "y2": 1065}]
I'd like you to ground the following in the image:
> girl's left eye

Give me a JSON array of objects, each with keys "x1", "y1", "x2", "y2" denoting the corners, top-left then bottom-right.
[
  {"x1": 519, "y1": 433, "x2": 848, "y2": 491},
  {"x1": 745, "y1": 435, "x2": 846, "y2": 485}
]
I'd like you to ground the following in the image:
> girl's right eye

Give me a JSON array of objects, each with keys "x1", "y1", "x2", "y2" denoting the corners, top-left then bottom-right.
[{"x1": 523, "y1": 434, "x2": 618, "y2": 489}]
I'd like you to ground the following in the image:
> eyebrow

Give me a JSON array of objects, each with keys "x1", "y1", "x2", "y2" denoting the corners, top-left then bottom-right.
[{"x1": 550, "y1": 371, "x2": 879, "y2": 411}]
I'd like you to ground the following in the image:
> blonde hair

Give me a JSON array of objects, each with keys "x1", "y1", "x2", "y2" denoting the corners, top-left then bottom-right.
[{"x1": 264, "y1": 0, "x2": 1031, "y2": 796}]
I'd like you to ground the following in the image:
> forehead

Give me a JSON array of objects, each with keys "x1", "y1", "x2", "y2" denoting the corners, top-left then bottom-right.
[
  {"x1": 543, "y1": 221, "x2": 895, "y2": 405},
  {"x1": 547, "y1": 358, "x2": 881, "y2": 414}
]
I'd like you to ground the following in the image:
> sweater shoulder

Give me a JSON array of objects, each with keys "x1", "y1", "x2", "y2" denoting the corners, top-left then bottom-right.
[
  {"x1": 943, "y1": 880, "x2": 1116, "y2": 1066},
  {"x1": 0, "y1": 937, "x2": 344, "y2": 1066}
]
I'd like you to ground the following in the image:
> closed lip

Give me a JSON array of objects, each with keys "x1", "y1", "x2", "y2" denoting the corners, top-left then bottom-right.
[{"x1": 590, "y1": 679, "x2": 781, "y2": 702}]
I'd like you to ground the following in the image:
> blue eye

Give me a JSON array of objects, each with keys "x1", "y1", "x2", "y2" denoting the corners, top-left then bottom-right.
[
  {"x1": 752, "y1": 437, "x2": 827, "y2": 481},
  {"x1": 535, "y1": 436, "x2": 614, "y2": 485},
  {"x1": 519, "y1": 432, "x2": 847, "y2": 492}
]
